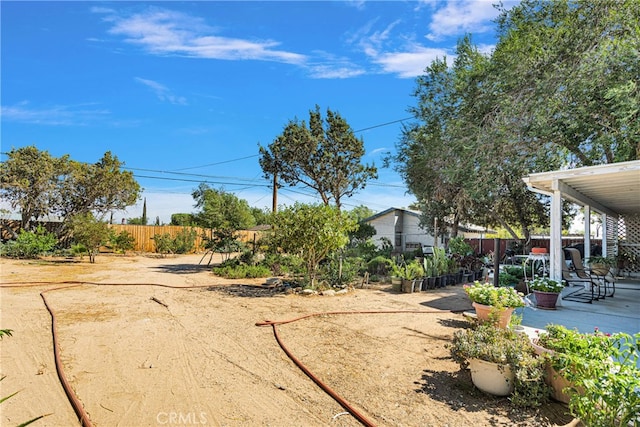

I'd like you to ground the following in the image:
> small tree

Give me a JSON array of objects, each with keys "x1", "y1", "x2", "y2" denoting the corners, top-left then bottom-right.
[
  {"x1": 69, "y1": 213, "x2": 110, "y2": 263},
  {"x1": 267, "y1": 203, "x2": 357, "y2": 288}
]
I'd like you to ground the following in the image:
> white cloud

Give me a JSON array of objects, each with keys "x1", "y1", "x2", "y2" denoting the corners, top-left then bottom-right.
[
  {"x1": 97, "y1": 7, "x2": 307, "y2": 65},
  {"x1": 374, "y1": 46, "x2": 450, "y2": 78},
  {"x1": 426, "y1": 0, "x2": 503, "y2": 41},
  {"x1": 134, "y1": 77, "x2": 187, "y2": 105},
  {"x1": 0, "y1": 102, "x2": 110, "y2": 126}
]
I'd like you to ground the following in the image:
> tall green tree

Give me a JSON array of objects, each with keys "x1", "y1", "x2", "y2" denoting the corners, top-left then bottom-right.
[
  {"x1": 0, "y1": 146, "x2": 69, "y2": 230},
  {"x1": 267, "y1": 203, "x2": 357, "y2": 287},
  {"x1": 492, "y1": 0, "x2": 640, "y2": 165},
  {"x1": 259, "y1": 105, "x2": 378, "y2": 210},
  {"x1": 192, "y1": 184, "x2": 255, "y2": 231},
  {"x1": 56, "y1": 151, "x2": 140, "y2": 223}
]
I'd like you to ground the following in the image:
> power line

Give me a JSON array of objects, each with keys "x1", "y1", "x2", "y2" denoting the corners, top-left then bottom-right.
[{"x1": 170, "y1": 154, "x2": 260, "y2": 172}]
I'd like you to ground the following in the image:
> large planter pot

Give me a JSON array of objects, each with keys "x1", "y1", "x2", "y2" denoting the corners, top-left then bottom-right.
[
  {"x1": 531, "y1": 341, "x2": 576, "y2": 403},
  {"x1": 472, "y1": 302, "x2": 514, "y2": 329},
  {"x1": 401, "y1": 278, "x2": 415, "y2": 293},
  {"x1": 468, "y1": 358, "x2": 515, "y2": 396},
  {"x1": 533, "y1": 290, "x2": 560, "y2": 309}
]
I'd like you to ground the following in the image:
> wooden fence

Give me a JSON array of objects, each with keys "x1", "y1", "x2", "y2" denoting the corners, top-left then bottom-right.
[
  {"x1": 108, "y1": 224, "x2": 264, "y2": 253},
  {"x1": 0, "y1": 220, "x2": 264, "y2": 254}
]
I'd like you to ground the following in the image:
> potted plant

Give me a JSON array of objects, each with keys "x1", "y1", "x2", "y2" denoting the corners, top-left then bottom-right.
[
  {"x1": 533, "y1": 324, "x2": 639, "y2": 426},
  {"x1": 528, "y1": 277, "x2": 564, "y2": 309},
  {"x1": 585, "y1": 255, "x2": 615, "y2": 276},
  {"x1": 450, "y1": 324, "x2": 549, "y2": 405},
  {"x1": 463, "y1": 281, "x2": 525, "y2": 328}
]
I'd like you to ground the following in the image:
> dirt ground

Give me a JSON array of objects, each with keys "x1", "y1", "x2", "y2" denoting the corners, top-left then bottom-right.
[{"x1": 0, "y1": 253, "x2": 577, "y2": 427}]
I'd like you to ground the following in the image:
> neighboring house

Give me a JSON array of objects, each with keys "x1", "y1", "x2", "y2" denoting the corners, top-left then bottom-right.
[{"x1": 363, "y1": 208, "x2": 436, "y2": 254}]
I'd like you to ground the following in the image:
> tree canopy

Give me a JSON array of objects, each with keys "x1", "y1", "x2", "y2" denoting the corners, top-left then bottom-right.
[
  {"x1": 391, "y1": 0, "x2": 638, "y2": 244},
  {"x1": 1, "y1": 146, "x2": 141, "y2": 232},
  {"x1": 191, "y1": 183, "x2": 256, "y2": 231},
  {"x1": 259, "y1": 105, "x2": 378, "y2": 210}
]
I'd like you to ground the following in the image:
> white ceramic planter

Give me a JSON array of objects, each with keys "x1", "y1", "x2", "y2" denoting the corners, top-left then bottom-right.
[{"x1": 468, "y1": 358, "x2": 515, "y2": 396}]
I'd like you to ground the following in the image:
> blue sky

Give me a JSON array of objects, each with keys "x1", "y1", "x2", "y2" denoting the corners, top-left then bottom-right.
[{"x1": 2, "y1": 1, "x2": 510, "y2": 224}]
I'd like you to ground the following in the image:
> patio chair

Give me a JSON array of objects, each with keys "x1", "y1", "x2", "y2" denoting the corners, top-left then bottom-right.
[
  {"x1": 568, "y1": 248, "x2": 616, "y2": 298},
  {"x1": 561, "y1": 248, "x2": 601, "y2": 303}
]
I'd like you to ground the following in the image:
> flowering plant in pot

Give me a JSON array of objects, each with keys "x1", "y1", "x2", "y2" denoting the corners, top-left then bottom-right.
[
  {"x1": 528, "y1": 277, "x2": 564, "y2": 309},
  {"x1": 534, "y1": 324, "x2": 640, "y2": 426},
  {"x1": 463, "y1": 281, "x2": 525, "y2": 328},
  {"x1": 450, "y1": 324, "x2": 549, "y2": 406}
]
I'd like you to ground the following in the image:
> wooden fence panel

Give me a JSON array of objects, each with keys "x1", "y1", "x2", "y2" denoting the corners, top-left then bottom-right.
[{"x1": 108, "y1": 224, "x2": 264, "y2": 253}]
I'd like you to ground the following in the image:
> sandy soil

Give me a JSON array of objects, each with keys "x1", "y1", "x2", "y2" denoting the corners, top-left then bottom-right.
[{"x1": 0, "y1": 254, "x2": 576, "y2": 427}]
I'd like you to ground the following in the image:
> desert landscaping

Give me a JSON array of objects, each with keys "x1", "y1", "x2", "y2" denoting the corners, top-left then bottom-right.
[{"x1": 1, "y1": 254, "x2": 576, "y2": 427}]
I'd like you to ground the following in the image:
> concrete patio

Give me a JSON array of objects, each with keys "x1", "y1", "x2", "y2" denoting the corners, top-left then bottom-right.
[{"x1": 518, "y1": 277, "x2": 640, "y2": 337}]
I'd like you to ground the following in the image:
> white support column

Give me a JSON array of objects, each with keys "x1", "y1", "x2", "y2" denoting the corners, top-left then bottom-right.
[
  {"x1": 601, "y1": 213, "x2": 608, "y2": 257},
  {"x1": 550, "y1": 185, "x2": 564, "y2": 283},
  {"x1": 584, "y1": 205, "x2": 591, "y2": 259}
]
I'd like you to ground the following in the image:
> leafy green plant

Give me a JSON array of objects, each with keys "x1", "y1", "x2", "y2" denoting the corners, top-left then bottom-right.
[
  {"x1": 109, "y1": 230, "x2": 135, "y2": 254},
  {"x1": 173, "y1": 227, "x2": 197, "y2": 254},
  {"x1": 503, "y1": 265, "x2": 524, "y2": 279},
  {"x1": 366, "y1": 256, "x2": 393, "y2": 276},
  {"x1": 463, "y1": 281, "x2": 525, "y2": 308},
  {"x1": 212, "y1": 264, "x2": 271, "y2": 279},
  {"x1": 450, "y1": 324, "x2": 549, "y2": 407},
  {"x1": 0, "y1": 225, "x2": 57, "y2": 259},
  {"x1": 153, "y1": 228, "x2": 198, "y2": 255},
  {"x1": 536, "y1": 325, "x2": 640, "y2": 426},
  {"x1": 498, "y1": 271, "x2": 519, "y2": 287},
  {"x1": 152, "y1": 233, "x2": 173, "y2": 255},
  {"x1": 448, "y1": 236, "x2": 473, "y2": 256},
  {"x1": 320, "y1": 253, "x2": 361, "y2": 288}
]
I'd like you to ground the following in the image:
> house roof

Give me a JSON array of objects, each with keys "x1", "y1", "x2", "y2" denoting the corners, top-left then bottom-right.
[
  {"x1": 522, "y1": 160, "x2": 640, "y2": 217},
  {"x1": 363, "y1": 207, "x2": 421, "y2": 223}
]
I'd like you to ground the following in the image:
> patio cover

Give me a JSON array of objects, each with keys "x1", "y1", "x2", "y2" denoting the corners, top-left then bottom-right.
[{"x1": 522, "y1": 160, "x2": 640, "y2": 281}]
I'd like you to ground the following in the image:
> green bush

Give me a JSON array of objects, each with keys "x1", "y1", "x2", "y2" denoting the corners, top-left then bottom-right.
[
  {"x1": 262, "y1": 253, "x2": 305, "y2": 276},
  {"x1": 320, "y1": 253, "x2": 362, "y2": 288},
  {"x1": 0, "y1": 225, "x2": 57, "y2": 258},
  {"x1": 367, "y1": 256, "x2": 393, "y2": 276},
  {"x1": 110, "y1": 230, "x2": 135, "y2": 254},
  {"x1": 212, "y1": 264, "x2": 271, "y2": 279},
  {"x1": 152, "y1": 229, "x2": 197, "y2": 254},
  {"x1": 173, "y1": 228, "x2": 197, "y2": 254}
]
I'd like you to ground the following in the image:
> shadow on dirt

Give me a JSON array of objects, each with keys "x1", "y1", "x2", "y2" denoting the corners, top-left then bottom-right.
[
  {"x1": 414, "y1": 369, "x2": 574, "y2": 425},
  {"x1": 207, "y1": 284, "x2": 287, "y2": 298},
  {"x1": 152, "y1": 263, "x2": 212, "y2": 274},
  {"x1": 420, "y1": 294, "x2": 473, "y2": 312}
]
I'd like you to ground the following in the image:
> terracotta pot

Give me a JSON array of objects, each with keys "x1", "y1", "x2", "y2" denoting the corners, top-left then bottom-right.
[
  {"x1": 533, "y1": 290, "x2": 560, "y2": 309},
  {"x1": 472, "y1": 302, "x2": 514, "y2": 328},
  {"x1": 531, "y1": 247, "x2": 548, "y2": 254},
  {"x1": 531, "y1": 340, "x2": 575, "y2": 403},
  {"x1": 468, "y1": 358, "x2": 515, "y2": 396}
]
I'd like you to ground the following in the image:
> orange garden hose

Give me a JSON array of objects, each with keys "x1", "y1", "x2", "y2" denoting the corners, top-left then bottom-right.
[
  {"x1": 256, "y1": 308, "x2": 467, "y2": 426},
  {"x1": 2, "y1": 280, "x2": 465, "y2": 426}
]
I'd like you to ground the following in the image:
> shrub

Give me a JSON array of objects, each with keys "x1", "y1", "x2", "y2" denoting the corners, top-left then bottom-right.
[
  {"x1": 152, "y1": 229, "x2": 197, "y2": 255},
  {"x1": 212, "y1": 264, "x2": 271, "y2": 279},
  {"x1": 0, "y1": 225, "x2": 57, "y2": 258},
  {"x1": 320, "y1": 253, "x2": 361, "y2": 287},
  {"x1": 110, "y1": 230, "x2": 135, "y2": 254},
  {"x1": 173, "y1": 228, "x2": 197, "y2": 254},
  {"x1": 366, "y1": 256, "x2": 393, "y2": 276}
]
